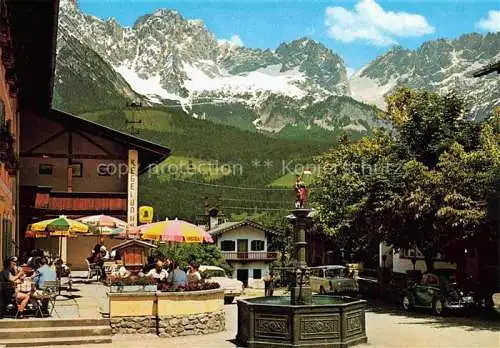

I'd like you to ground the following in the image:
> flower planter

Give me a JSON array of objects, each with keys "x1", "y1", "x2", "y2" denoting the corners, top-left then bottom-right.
[{"x1": 110, "y1": 284, "x2": 157, "y2": 293}]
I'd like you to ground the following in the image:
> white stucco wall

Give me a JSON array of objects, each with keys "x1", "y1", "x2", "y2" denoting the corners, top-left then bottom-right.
[
  {"x1": 392, "y1": 254, "x2": 456, "y2": 273},
  {"x1": 379, "y1": 243, "x2": 456, "y2": 273},
  {"x1": 230, "y1": 261, "x2": 270, "y2": 289},
  {"x1": 217, "y1": 226, "x2": 268, "y2": 251},
  {"x1": 215, "y1": 225, "x2": 272, "y2": 288}
]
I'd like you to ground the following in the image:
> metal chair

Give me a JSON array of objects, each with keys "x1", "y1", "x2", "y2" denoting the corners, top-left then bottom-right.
[
  {"x1": 86, "y1": 259, "x2": 102, "y2": 281},
  {"x1": 42, "y1": 280, "x2": 80, "y2": 318}
]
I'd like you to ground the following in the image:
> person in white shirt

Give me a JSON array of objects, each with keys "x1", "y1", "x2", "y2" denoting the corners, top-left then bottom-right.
[{"x1": 146, "y1": 261, "x2": 168, "y2": 281}]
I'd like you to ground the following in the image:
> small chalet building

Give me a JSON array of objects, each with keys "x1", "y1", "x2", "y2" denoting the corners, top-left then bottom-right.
[
  {"x1": 379, "y1": 242, "x2": 456, "y2": 274},
  {"x1": 209, "y1": 220, "x2": 277, "y2": 288}
]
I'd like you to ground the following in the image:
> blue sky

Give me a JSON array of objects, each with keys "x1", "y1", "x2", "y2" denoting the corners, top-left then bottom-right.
[{"x1": 77, "y1": 0, "x2": 500, "y2": 71}]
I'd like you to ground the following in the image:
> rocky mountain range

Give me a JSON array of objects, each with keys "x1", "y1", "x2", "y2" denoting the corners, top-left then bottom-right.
[
  {"x1": 351, "y1": 33, "x2": 500, "y2": 121},
  {"x1": 54, "y1": 0, "x2": 499, "y2": 135}
]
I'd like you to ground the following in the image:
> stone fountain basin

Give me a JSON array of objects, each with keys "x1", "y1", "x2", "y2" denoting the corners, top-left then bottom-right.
[{"x1": 237, "y1": 295, "x2": 367, "y2": 348}]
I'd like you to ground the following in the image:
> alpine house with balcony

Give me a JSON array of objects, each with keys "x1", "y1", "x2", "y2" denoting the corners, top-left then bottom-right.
[{"x1": 209, "y1": 219, "x2": 277, "y2": 288}]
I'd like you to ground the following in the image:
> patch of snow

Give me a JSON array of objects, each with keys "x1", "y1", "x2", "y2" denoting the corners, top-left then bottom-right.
[
  {"x1": 114, "y1": 65, "x2": 187, "y2": 106},
  {"x1": 183, "y1": 63, "x2": 307, "y2": 99}
]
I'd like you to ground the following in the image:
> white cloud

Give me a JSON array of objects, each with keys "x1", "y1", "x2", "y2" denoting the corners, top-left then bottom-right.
[
  {"x1": 218, "y1": 34, "x2": 244, "y2": 47},
  {"x1": 477, "y1": 10, "x2": 500, "y2": 32},
  {"x1": 325, "y1": 0, "x2": 434, "y2": 46}
]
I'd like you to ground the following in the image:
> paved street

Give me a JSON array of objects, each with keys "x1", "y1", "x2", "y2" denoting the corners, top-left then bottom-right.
[
  {"x1": 70, "y1": 300, "x2": 499, "y2": 348},
  {"x1": 42, "y1": 279, "x2": 498, "y2": 348}
]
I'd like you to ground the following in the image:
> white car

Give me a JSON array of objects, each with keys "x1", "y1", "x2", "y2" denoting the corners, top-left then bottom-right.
[{"x1": 200, "y1": 265, "x2": 244, "y2": 304}]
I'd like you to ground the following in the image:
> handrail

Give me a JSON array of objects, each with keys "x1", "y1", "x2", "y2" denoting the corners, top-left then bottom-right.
[{"x1": 221, "y1": 251, "x2": 278, "y2": 260}]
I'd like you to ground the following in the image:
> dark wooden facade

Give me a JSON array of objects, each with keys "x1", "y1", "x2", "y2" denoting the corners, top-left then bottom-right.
[{"x1": 2, "y1": 0, "x2": 171, "y2": 258}]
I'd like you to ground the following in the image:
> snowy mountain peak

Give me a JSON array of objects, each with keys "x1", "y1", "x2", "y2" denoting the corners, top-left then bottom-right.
[
  {"x1": 55, "y1": 3, "x2": 497, "y2": 134},
  {"x1": 57, "y1": 2, "x2": 350, "y2": 108}
]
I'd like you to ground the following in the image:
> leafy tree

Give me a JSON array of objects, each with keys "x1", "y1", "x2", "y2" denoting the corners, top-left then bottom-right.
[
  {"x1": 157, "y1": 243, "x2": 232, "y2": 275},
  {"x1": 312, "y1": 88, "x2": 500, "y2": 271}
]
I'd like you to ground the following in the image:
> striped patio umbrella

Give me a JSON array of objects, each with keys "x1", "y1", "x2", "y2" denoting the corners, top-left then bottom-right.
[
  {"x1": 139, "y1": 219, "x2": 213, "y2": 244},
  {"x1": 77, "y1": 214, "x2": 127, "y2": 235},
  {"x1": 25, "y1": 225, "x2": 49, "y2": 238},
  {"x1": 109, "y1": 226, "x2": 140, "y2": 239},
  {"x1": 29, "y1": 215, "x2": 89, "y2": 237}
]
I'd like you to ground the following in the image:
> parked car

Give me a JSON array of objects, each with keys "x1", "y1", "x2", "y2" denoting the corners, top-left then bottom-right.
[
  {"x1": 310, "y1": 265, "x2": 358, "y2": 296},
  {"x1": 199, "y1": 265, "x2": 243, "y2": 304},
  {"x1": 357, "y1": 269, "x2": 380, "y2": 298},
  {"x1": 402, "y1": 269, "x2": 475, "y2": 315}
]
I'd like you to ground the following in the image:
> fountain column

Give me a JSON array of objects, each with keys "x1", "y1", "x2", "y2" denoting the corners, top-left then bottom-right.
[{"x1": 290, "y1": 208, "x2": 312, "y2": 305}]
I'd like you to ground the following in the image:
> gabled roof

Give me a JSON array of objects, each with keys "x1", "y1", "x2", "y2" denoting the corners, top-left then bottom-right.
[
  {"x1": 110, "y1": 239, "x2": 157, "y2": 251},
  {"x1": 209, "y1": 219, "x2": 276, "y2": 237},
  {"x1": 49, "y1": 109, "x2": 171, "y2": 173}
]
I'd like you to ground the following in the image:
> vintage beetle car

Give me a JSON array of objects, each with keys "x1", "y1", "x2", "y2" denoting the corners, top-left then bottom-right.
[
  {"x1": 402, "y1": 269, "x2": 475, "y2": 315},
  {"x1": 310, "y1": 265, "x2": 358, "y2": 296}
]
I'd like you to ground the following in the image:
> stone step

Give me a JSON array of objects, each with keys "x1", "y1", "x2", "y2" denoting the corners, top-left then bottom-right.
[
  {"x1": 0, "y1": 335, "x2": 112, "y2": 347},
  {"x1": 0, "y1": 325, "x2": 111, "y2": 340},
  {"x1": 0, "y1": 318, "x2": 109, "y2": 329}
]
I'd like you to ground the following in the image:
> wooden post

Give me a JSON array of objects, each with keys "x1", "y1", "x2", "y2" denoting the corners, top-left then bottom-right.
[{"x1": 67, "y1": 166, "x2": 73, "y2": 192}]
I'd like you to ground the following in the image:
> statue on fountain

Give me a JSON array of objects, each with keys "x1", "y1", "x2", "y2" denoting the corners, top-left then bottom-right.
[{"x1": 294, "y1": 174, "x2": 308, "y2": 208}]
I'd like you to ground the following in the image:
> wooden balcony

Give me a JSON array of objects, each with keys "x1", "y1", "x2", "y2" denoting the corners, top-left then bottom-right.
[
  {"x1": 21, "y1": 186, "x2": 127, "y2": 215},
  {"x1": 222, "y1": 251, "x2": 278, "y2": 261},
  {"x1": 35, "y1": 191, "x2": 127, "y2": 212}
]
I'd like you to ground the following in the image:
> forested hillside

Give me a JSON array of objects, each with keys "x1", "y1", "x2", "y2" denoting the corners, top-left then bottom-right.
[{"x1": 81, "y1": 107, "x2": 335, "y2": 219}]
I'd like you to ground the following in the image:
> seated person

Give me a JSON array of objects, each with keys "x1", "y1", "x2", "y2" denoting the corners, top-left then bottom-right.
[
  {"x1": 100, "y1": 246, "x2": 110, "y2": 260},
  {"x1": 33, "y1": 257, "x2": 57, "y2": 290},
  {"x1": 54, "y1": 258, "x2": 70, "y2": 278},
  {"x1": 88, "y1": 244, "x2": 101, "y2": 262},
  {"x1": 187, "y1": 261, "x2": 201, "y2": 284},
  {"x1": 31, "y1": 257, "x2": 57, "y2": 313},
  {"x1": 146, "y1": 261, "x2": 168, "y2": 281},
  {"x1": 166, "y1": 261, "x2": 187, "y2": 289},
  {"x1": 3, "y1": 257, "x2": 30, "y2": 318},
  {"x1": 142, "y1": 256, "x2": 155, "y2": 274},
  {"x1": 26, "y1": 249, "x2": 44, "y2": 268},
  {"x1": 111, "y1": 255, "x2": 130, "y2": 279}
]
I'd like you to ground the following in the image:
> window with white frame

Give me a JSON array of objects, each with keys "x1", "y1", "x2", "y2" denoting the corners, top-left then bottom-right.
[{"x1": 251, "y1": 240, "x2": 265, "y2": 251}]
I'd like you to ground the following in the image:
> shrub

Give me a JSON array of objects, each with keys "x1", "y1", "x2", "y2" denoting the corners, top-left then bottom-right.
[
  {"x1": 157, "y1": 280, "x2": 220, "y2": 292},
  {"x1": 157, "y1": 244, "x2": 233, "y2": 275}
]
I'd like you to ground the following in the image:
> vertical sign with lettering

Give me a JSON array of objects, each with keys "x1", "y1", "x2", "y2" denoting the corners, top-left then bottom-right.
[{"x1": 127, "y1": 149, "x2": 138, "y2": 227}]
